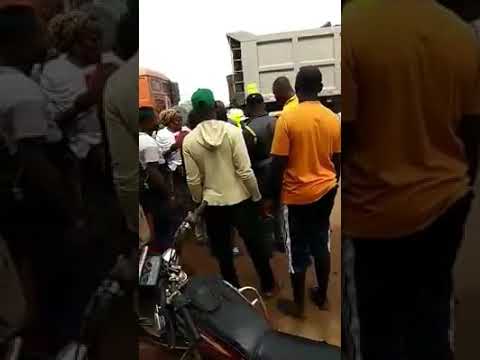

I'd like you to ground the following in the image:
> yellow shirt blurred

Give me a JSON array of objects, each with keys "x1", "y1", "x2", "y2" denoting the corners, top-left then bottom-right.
[
  {"x1": 282, "y1": 95, "x2": 299, "y2": 113},
  {"x1": 342, "y1": 0, "x2": 480, "y2": 238}
]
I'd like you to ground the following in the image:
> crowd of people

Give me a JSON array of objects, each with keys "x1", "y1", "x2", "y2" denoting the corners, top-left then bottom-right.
[
  {"x1": 0, "y1": 0, "x2": 139, "y2": 355},
  {"x1": 139, "y1": 66, "x2": 341, "y2": 318}
]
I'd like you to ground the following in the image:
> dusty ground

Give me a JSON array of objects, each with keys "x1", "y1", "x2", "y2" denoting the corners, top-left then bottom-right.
[{"x1": 140, "y1": 189, "x2": 341, "y2": 359}]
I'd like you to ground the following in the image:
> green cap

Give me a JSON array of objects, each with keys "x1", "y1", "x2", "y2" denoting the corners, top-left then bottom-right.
[{"x1": 191, "y1": 88, "x2": 215, "y2": 112}]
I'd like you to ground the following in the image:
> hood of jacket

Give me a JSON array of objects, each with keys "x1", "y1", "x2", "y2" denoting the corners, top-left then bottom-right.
[{"x1": 196, "y1": 120, "x2": 228, "y2": 151}]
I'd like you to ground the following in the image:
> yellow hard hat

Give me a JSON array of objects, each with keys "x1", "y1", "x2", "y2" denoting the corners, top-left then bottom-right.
[
  {"x1": 227, "y1": 108, "x2": 246, "y2": 127},
  {"x1": 246, "y1": 83, "x2": 259, "y2": 96}
]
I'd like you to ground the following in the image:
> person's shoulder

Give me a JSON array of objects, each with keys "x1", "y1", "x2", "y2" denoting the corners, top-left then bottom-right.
[
  {"x1": 182, "y1": 127, "x2": 198, "y2": 148},
  {"x1": 280, "y1": 106, "x2": 298, "y2": 120},
  {"x1": 0, "y1": 68, "x2": 45, "y2": 105},
  {"x1": 139, "y1": 133, "x2": 157, "y2": 147},
  {"x1": 223, "y1": 120, "x2": 240, "y2": 132},
  {"x1": 104, "y1": 55, "x2": 138, "y2": 110},
  {"x1": 320, "y1": 103, "x2": 338, "y2": 117},
  {"x1": 342, "y1": 0, "x2": 369, "y2": 25},
  {"x1": 42, "y1": 54, "x2": 75, "y2": 77},
  {"x1": 156, "y1": 127, "x2": 170, "y2": 136}
]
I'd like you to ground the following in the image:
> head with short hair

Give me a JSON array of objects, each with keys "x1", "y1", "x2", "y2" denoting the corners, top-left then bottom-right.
[
  {"x1": 139, "y1": 106, "x2": 157, "y2": 134},
  {"x1": 272, "y1": 76, "x2": 295, "y2": 107},
  {"x1": 159, "y1": 108, "x2": 182, "y2": 132},
  {"x1": 245, "y1": 93, "x2": 266, "y2": 118},
  {"x1": 187, "y1": 109, "x2": 201, "y2": 129},
  {"x1": 0, "y1": 5, "x2": 47, "y2": 69},
  {"x1": 295, "y1": 66, "x2": 323, "y2": 101},
  {"x1": 191, "y1": 88, "x2": 217, "y2": 122},
  {"x1": 114, "y1": 10, "x2": 138, "y2": 61},
  {"x1": 48, "y1": 10, "x2": 101, "y2": 65},
  {"x1": 215, "y1": 100, "x2": 228, "y2": 121}
]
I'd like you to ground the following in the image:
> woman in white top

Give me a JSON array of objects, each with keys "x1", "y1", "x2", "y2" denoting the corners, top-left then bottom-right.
[
  {"x1": 156, "y1": 108, "x2": 193, "y2": 241},
  {"x1": 139, "y1": 107, "x2": 173, "y2": 251},
  {"x1": 156, "y1": 109, "x2": 190, "y2": 172},
  {"x1": 39, "y1": 11, "x2": 115, "y2": 212}
]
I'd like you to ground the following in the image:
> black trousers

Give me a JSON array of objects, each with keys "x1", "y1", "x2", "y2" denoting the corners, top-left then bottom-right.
[
  {"x1": 352, "y1": 193, "x2": 473, "y2": 360},
  {"x1": 204, "y1": 199, "x2": 274, "y2": 291},
  {"x1": 285, "y1": 187, "x2": 337, "y2": 274}
]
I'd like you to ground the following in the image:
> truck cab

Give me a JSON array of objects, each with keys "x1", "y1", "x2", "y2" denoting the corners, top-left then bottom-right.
[{"x1": 139, "y1": 68, "x2": 180, "y2": 115}]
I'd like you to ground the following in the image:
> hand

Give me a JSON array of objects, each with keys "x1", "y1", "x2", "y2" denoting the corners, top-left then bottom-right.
[
  {"x1": 262, "y1": 198, "x2": 274, "y2": 217},
  {"x1": 168, "y1": 195, "x2": 177, "y2": 209}
]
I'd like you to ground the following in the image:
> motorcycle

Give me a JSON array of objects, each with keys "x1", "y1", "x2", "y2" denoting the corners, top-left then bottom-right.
[{"x1": 138, "y1": 202, "x2": 341, "y2": 360}]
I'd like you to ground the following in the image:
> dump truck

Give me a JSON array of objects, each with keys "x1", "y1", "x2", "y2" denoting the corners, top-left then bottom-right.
[
  {"x1": 139, "y1": 68, "x2": 180, "y2": 115},
  {"x1": 227, "y1": 25, "x2": 341, "y2": 113}
]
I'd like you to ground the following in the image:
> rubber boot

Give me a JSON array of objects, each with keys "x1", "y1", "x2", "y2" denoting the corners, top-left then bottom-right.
[
  {"x1": 277, "y1": 272, "x2": 306, "y2": 318},
  {"x1": 310, "y1": 254, "x2": 330, "y2": 309}
]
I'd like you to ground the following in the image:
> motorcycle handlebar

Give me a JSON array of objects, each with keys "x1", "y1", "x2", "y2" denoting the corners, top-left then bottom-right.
[
  {"x1": 157, "y1": 278, "x2": 167, "y2": 310},
  {"x1": 186, "y1": 201, "x2": 208, "y2": 225}
]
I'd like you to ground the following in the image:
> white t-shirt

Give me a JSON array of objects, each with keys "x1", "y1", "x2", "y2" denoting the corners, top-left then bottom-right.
[
  {"x1": 40, "y1": 54, "x2": 102, "y2": 158},
  {"x1": 155, "y1": 126, "x2": 190, "y2": 171},
  {"x1": 139, "y1": 132, "x2": 164, "y2": 170},
  {"x1": 0, "y1": 67, "x2": 48, "y2": 154}
]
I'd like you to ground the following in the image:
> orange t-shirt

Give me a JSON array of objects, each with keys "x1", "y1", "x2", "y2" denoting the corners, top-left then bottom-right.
[{"x1": 271, "y1": 101, "x2": 341, "y2": 205}]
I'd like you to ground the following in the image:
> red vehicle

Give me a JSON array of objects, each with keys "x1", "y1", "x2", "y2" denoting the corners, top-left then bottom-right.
[{"x1": 139, "y1": 68, "x2": 179, "y2": 116}]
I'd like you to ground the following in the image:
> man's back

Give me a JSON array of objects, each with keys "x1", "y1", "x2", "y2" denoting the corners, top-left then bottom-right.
[
  {"x1": 183, "y1": 120, "x2": 259, "y2": 206},
  {"x1": 247, "y1": 114, "x2": 276, "y2": 163},
  {"x1": 272, "y1": 101, "x2": 340, "y2": 205},
  {"x1": 343, "y1": 0, "x2": 480, "y2": 237}
]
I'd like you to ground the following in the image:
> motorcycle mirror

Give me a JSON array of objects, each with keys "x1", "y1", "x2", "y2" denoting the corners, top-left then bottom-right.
[{"x1": 162, "y1": 248, "x2": 177, "y2": 264}]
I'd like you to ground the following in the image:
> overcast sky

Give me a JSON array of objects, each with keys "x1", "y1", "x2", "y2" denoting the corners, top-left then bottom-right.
[{"x1": 140, "y1": 0, "x2": 341, "y2": 105}]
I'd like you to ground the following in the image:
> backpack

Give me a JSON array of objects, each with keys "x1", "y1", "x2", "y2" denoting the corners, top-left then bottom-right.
[{"x1": 240, "y1": 121, "x2": 258, "y2": 161}]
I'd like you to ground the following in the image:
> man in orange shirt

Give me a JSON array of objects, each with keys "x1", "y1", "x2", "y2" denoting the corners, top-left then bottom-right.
[{"x1": 271, "y1": 66, "x2": 341, "y2": 318}]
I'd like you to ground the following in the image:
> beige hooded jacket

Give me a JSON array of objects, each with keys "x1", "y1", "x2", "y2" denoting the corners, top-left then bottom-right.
[{"x1": 182, "y1": 120, "x2": 261, "y2": 206}]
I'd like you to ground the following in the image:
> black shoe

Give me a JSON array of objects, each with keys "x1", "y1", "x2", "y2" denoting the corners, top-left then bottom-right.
[
  {"x1": 277, "y1": 272, "x2": 306, "y2": 318},
  {"x1": 277, "y1": 298, "x2": 305, "y2": 318},
  {"x1": 262, "y1": 282, "x2": 281, "y2": 299},
  {"x1": 310, "y1": 287, "x2": 328, "y2": 309}
]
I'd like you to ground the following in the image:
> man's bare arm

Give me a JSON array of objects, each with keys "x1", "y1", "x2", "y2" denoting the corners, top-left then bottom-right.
[{"x1": 270, "y1": 155, "x2": 288, "y2": 200}]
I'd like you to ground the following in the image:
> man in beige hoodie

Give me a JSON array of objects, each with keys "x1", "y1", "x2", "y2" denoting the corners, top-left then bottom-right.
[{"x1": 182, "y1": 89, "x2": 275, "y2": 295}]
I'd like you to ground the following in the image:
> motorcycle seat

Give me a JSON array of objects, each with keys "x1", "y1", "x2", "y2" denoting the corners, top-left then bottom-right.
[
  {"x1": 253, "y1": 331, "x2": 341, "y2": 360},
  {"x1": 184, "y1": 276, "x2": 271, "y2": 358}
]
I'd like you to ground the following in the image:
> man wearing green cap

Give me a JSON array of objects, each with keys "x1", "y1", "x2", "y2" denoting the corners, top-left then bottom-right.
[{"x1": 183, "y1": 89, "x2": 276, "y2": 294}]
